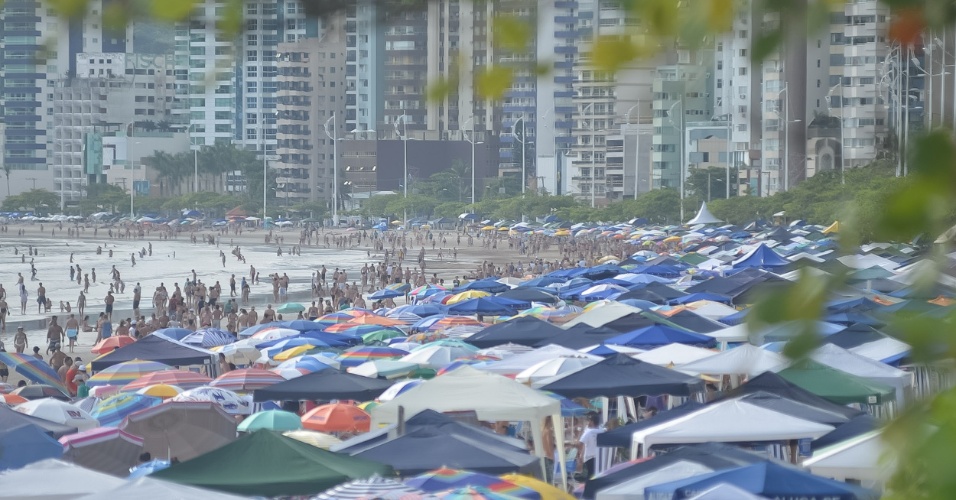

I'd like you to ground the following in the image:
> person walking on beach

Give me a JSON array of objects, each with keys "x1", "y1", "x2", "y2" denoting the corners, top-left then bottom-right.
[
  {"x1": 0, "y1": 297, "x2": 7, "y2": 333},
  {"x1": 36, "y1": 283, "x2": 46, "y2": 315},
  {"x1": 104, "y1": 291, "x2": 115, "y2": 320},
  {"x1": 19, "y1": 284, "x2": 27, "y2": 315},
  {"x1": 46, "y1": 316, "x2": 64, "y2": 355},
  {"x1": 133, "y1": 283, "x2": 141, "y2": 316},
  {"x1": 13, "y1": 326, "x2": 27, "y2": 353},
  {"x1": 77, "y1": 291, "x2": 86, "y2": 317},
  {"x1": 229, "y1": 274, "x2": 236, "y2": 297}
]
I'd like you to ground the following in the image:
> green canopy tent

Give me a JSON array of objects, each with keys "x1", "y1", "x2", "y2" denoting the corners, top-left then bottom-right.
[
  {"x1": 777, "y1": 359, "x2": 896, "y2": 409},
  {"x1": 151, "y1": 430, "x2": 392, "y2": 496}
]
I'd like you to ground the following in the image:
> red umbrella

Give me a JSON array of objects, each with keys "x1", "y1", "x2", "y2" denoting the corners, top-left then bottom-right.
[
  {"x1": 301, "y1": 403, "x2": 370, "y2": 433},
  {"x1": 91, "y1": 336, "x2": 136, "y2": 354}
]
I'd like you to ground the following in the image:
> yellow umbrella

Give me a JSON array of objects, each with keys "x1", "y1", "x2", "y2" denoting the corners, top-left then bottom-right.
[
  {"x1": 663, "y1": 235, "x2": 681, "y2": 243},
  {"x1": 499, "y1": 473, "x2": 575, "y2": 500},
  {"x1": 446, "y1": 290, "x2": 490, "y2": 304},
  {"x1": 282, "y1": 430, "x2": 343, "y2": 450},
  {"x1": 597, "y1": 255, "x2": 619, "y2": 264},
  {"x1": 555, "y1": 229, "x2": 571, "y2": 237},
  {"x1": 498, "y1": 226, "x2": 510, "y2": 232},
  {"x1": 273, "y1": 344, "x2": 317, "y2": 361},
  {"x1": 481, "y1": 225, "x2": 495, "y2": 231},
  {"x1": 135, "y1": 384, "x2": 183, "y2": 399}
]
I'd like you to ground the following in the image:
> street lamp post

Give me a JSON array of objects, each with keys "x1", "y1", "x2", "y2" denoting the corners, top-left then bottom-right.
[
  {"x1": 777, "y1": 87, "x2": 790, "y2": 192},
  {"x1": 512, "y1": 116, "x2": 526, "y2": 195},
  {"x1": 581, "y1": 103, "x2": 596, "y2": 208},
  {"x1": 324, "y1": 113, "x2": 339, "y2": 226},
  {"x1": 668, "y1": 100, "x2": 685, "y2": 221},
  {"x1": 395, "y1": 112, "x2": 409, "y2": 225},
  {"x1": 462, "y1": 117, "x2": 483, "y2": 205},
  {"x1": 187, "y1": 123, "x2": 199, "y2": 192}
]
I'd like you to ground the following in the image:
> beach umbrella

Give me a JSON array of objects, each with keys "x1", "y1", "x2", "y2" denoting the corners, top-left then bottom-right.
[
  {"x1": 272, "y1": 367, "x2": 311, "y2": 380},
  {"x1": 324, "y1": 323, "x2": 384, "y2": 334},
  {"x1": 378, "y1": 379, "x2": 425, "y2": 402},
  {"x1": 261, "y1": 337, "x2": 329, "y2": 358},
  {"x1": 357, "y1": 401, "x2": 379, "y2": 412},
  {"x1": 318, "y1": 311, "x2": 360, "y2": 323},
  {"x1": 181, "y1": 328, "x2": 236, "y2": 348},
  {"x1": 135, "y1": 384, "x2": 183, "y2": 399},
  {"x1": 277, "y1": 302, "x2": 306, "y2": 314},
  {"x1": 389, "y1": 341, "x2": 422, "y2": 352},
  {"x1": 362, "y1": 328, "x2": 408, "y2": 345},
  {"x1": 216, "y1": 340, "x2": 262, "y2": 365},
  {"x1": 276, "y1": 353, "x2": 341, "y2": 372},
  {"x1": 433, "y1": 486, "x2": 525, "y2": 499},
  {"x1": 445, "y1": 290, "x2": 491, "y2": 304},
  {"x1": 402, "y1": 345, "x2": 477, "y2": 369},
  {"x1": 317, "y1": 476, "x2": 427, "y2": 499},
  {"x1": 122, "y1": 370, "x2": 213, "y2": 392},
  {"x1": 15, "y1": 399, "x2": 99, "y2": 431},
  {"x1": 237, "y1": 410, "x2": 302, "y2": 432},
  {"x1": 427, "y1": 316, "x2": 486, "y2": 331},
  {"x1": 447, "y1": 297, "x2": 517, "y2": 316},
  {"x1": 0, "y1": 393, "x2": 28, "y2": 405},
  {"x1": 282, "y1": 430, "x2": 342, "y2": 450},
  {"x1": 91, "y1": 336, "x2": 136, "y2": 354},
  {"x1": 424, "y1": 339, "x2": 480, "y2": 352},
  {"x1": 272, "y1": 344, "x2": 322, "y2": 362},
  {"x1": 88, "y1": 384, "x2": 119, "y2": 399},
  {"x1": 210, "y1": 368, "x2": 286, "y2": 392},
  {"x1": 407, "y1": 331, "x2": 448, "y2": 343},
  {"x1": 128, "y1": 459, "x2": 171, "y2": 478},
  {"x1": 172, "y1": 387, "x2": 251, "y2": 415},
  {"x1": 301, "y1": 403, "x2": 371, "y2": 433},
  {"x1": 90, "y1": 393, "x2": 162, "y2": 427},
  {"x1": 514, "y1": 356, "x2": 599, "y2": 386},
  {"x1": 578, "y1": 284, "x2": 629, "y2": 301},
  {"x1": 119, "y1": 401, "x2": 238, "y2": 461},
  {"x1": 0, "y1": 424, "x2": 63, "y2": 471},
  {"x1": 388, "y1": 303, "x2": 447, "y2": 318},
  {"x1": 0, "y1": 382, "x2": 14, "y2": 394},
  {"x1": 406, "y1": 468, "x2": 540, "y2": 498},
  {"x1": 0, "y1": 352, "x2": 69, "y2": 393},
  {"x1": 152, "y1": 327, "x2": 194, "y2": 341},
  {"x1": 60, "y1": 427, "x2": 145, "y2": 476},
  {"x1": 87, "y1": 359, "x2": 172, "y2": 388},
  {"x1": 347, "y1": 315, "x2": 407, "y2": 327},
  {"x1": 337, "y1": 346, "x2": 410, "y2": 368},
  {"x1": 250, "y1": 327, "x2": 301, "y2": 341},
  {"x1": 348, "y1": 360, "x2": 421, "y2": 379},
  {"x1": 369, "y1": 288, "x2": 405, "y2": 300},
  {"x1": 411, "y1": 285, "x2": 448, "y2": 300},
  {"x1": 237, "y1": 323, "x2": 281, "y2": 338},
  {"x1": 498, "y1": 474, "x2": 574, "y2": 500}
]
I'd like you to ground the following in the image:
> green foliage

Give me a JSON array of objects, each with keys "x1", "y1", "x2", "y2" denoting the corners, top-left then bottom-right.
[
  {"x1": 2, "y1": 189, "x2": 59, "y2": 213},
  {"x1": 79, "y1": 184, "x2": 128, "y2": 214}
]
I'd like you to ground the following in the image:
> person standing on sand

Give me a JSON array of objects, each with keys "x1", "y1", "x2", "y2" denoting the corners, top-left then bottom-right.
[
  {"x1": 65, "y1": 314, "x2": 79, "y2": 353},
  {"x1": 0, "y1": 297, "x2": 7, "y2": 333},
  {"x1": 46, "y1": 316, "x2": 64, "y2": 354},
  {"x1": 13, "y1": 326, "x2": 27, "y2": 353},
  {"x1": 104, "y1": 291, "x2": 114, "y2": 320},
  {"x1": 36, "y1": 283, "x2": 46, "y2": 314},
  {"x1": 77, "y1": 291, "x2": 86, "y2": 317},
  {"x1": 133, "y1": 283, "x2": 141, "y2": 316},
  {"x1": 19, "y1": 284, "x2": 27, "y2": 315}
]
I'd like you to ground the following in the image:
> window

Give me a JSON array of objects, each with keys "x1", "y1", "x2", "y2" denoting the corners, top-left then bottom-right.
[
  {"x1": 247, "y1": 82, "x2": 257, "y2": 93},
  {"x1": 247, "y1": 50, "x2": 257, "y2": 62},
  {"x1": 247, "y1": 66, "x2": 257, "y2": 77},
  {"x1": 247, "y1": 2, "x2": 257, "y2": 14},
  {"x1": 739, "y1": 67, "x2": 747, "y2": 76},
  {"x1": 738, "y1": 30, "x2": 747, "y2": 38},
  {"x1": 738, "y1": 49, "x2": 747, "y2": 57},
  {"x1": 246, "y1": 113, "x2": 257, "y2": 124},
  {"x1": 247, "y1": 35, "x2": 257, "y2": 46}
]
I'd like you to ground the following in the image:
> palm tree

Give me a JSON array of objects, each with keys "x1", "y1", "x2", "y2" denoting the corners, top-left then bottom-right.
[{"x1": 145, "y1": 151, "x2": 190, "y2": 196}]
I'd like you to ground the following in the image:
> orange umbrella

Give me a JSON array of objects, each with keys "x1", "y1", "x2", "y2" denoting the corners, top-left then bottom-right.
[
  {"x1": 300, "y1": 403, "x2": 371, "y2": 433},
  {"x1": 324, "y1": 323, "x2": 369, "y2": 334},
  {"x1": 346, "y1": 315, "x2": 406, "y2": 327},
  {"x1": 91, "y1": 336, "x2": 136, "y2": 355},
  {"x1": 0, "y1": 393, "x2": 28, "y2": 405}
]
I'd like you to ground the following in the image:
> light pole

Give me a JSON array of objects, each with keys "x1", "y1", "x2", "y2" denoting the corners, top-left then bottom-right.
[
  {"x1": 776, "y1": 87, "x2": 790, "y2": 192},
  {"x1": 324, "y1": 113, "x2": 339, "y2": 225},
  {"x1": 187, "y1": 123, "x2": 199, "y2": 192},
  {"x1": 511, "y1": 116, "x2": 526, "y2": 195},
  {"x1": 581, "y1": 103, "x2": 597, "y2": 208},
  {"x1": 462, "y1": 117, "x2": 483, "y2": 205},
  {"x1": 395, "y1": 112, "x2": 409, "y2": 225},
  {"x1": 825, "y1": 84, "x2": 846, "y2": 185}
]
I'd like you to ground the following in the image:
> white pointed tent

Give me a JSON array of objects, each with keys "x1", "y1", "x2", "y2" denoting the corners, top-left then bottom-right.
[
  {"x1": 595, "y1": 460, "x2": 716, "y2": 500},
  {"x1": 676, "y1": 344, "x2": 787, "y2": 380},
  {"x1": 686, "y1": 202, "x2": 723, "y2": 225},
  {"x1": 370, "y1": 366, "x2": 568, "y2": 487},
  {"x1": 631, "y1": 399, "x2": 834, "y2": 458},
  {"x1": 561, "y1": 301, "x2": 644, "y2": 329},
  {"x1": 803, "y1": 431, "x2": 892, "y2": 487},
  {"x1": 634, "y1": 344, "x2": 717, "y2": 367},
  {"x1": 478, "y1": 344, "x2": 602, "y2": 375}
]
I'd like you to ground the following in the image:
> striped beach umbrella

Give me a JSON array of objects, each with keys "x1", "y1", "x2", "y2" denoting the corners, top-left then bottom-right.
[
  {"x1": 181, "y1": 328, "x2": 236, "y2": 348},
  {"x1": 0, "y1": 352, "x2": 68, "y2": 393},
  {"x1": 318, "y1": 311, "x2": 360, "y2": 323},
  {"x1": 135, "y1": 384, "x2": 183, "y2": 399},
  {"x1": 377, "y1": 379, "x2": 424, "y2": 402},
  {"x1": 498, "y1": 474, "x2": 575, "y2": 500},
  {"x1": 348, "y1": 360, "x2": 420, "y2": 379},
  {"x1": 406, "y1": 332, "x2": 448, "y2": 343},
  {"x1": 433, "y1": 486, "x2": 526, "y2": 499},
  {"x1": 410, "y1": 284, "x2": 447, "y2": 300},
  {"x1": 346, "y1": 315, "x2": 407, "y2": 327},
  {"x1": 122, "y1": 370, "x2": 213, "y2": 392},
  {"x1": 250, "y1": 327, "x2": 301, "y2": 341},
  {"x1": 362, "y1": 328, "x2": 407, "y2": 345},
  {"x1": 445, "y1": 290, "x2": 491, "y2": 305},
  {"x1": 90, "y1": 393, "x2": 162, "y2": 427},
  {"x1": 272, "y1": 344, "x2": 321, "y2": 362},
  {"x1": 407, "y1": 469, "x2": 538, "y2": 498},
  {"x1": 275, "y1": 353, "x2": 341, "y2": 372},
  {"x1": 210, "y1": 368, "x2": 286, "y2": 392},
  {"x1": 171, "y1": 387, "x2": 251, "y2": 415},
  {"x1": 60, "y1": 427, "x2": 146, "y2": 477},
  {"x1": 282, "y1": 429, "x2": 342, "y2": 450},
  {"x1": 90, "y1": 336, "x2": 136, "y2": 355},
  {"x1": 316, "y1": 476, "x2": 426, "y2": 499},
  {"x1": 336, "y1": 346, "x2": 410, "y2": 368},
  {"x1": 427, "y1": 316, "x2": 486, "y2": 332},
  {"x1": 87, "y1": 359, "x2": 172, "y2": 388}
]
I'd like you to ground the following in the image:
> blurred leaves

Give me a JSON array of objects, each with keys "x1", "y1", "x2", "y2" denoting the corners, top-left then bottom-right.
[
  {"x1": 493, "y1": 14, "x2": 532, "y2": 52},
  {"x1": 476, "y1": 66, "x2": 514, "y2": 101}
]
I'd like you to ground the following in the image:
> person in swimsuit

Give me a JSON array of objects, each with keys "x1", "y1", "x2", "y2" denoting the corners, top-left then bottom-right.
[{"x1": 65, "y1": 314, "x2": 79, "y2": 354}]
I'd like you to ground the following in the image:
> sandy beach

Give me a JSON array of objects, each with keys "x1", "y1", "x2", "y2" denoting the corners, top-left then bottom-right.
[{"x1": 0, "y1": 223, "x2": 547, "y2": 387}]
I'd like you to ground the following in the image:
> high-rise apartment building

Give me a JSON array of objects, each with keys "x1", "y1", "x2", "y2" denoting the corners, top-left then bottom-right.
[{"x1": 274, "y1": 16, "x2": 346, "y2": 206}]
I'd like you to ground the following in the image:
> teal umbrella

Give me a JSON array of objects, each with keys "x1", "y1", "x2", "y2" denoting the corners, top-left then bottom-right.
[
  {"x1": 277, "y1": 303, "x2": 306, "y2": 314},
  {"x1": 238, "y1": 410, "x2": 303, "y2": 432}
]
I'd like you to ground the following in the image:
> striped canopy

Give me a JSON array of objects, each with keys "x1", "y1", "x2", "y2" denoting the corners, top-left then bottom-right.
[
  {"x1": 406, "y1": 468, "x2": 539, "y2": 499},
  {"x1": 0, "y1": 352, "x2": 68, "y2": 393},
  {"x1": 90, "y1": 393, "x2": 162, "y2": 427},
  {"x1": 122, "y1": 370, "x2": 213, "y2": 392},
  {"x1": 316, "y1": 476, "x2": 425, "y2": 499},
  {"x1": 210, "y1": 368, "x2": 286, "y2": 392},
  {"x1": 87, "y1": 359, "x2": 172, "y2": 388}
]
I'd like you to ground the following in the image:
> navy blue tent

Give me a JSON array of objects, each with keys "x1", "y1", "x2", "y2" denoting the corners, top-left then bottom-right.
[
  {"x1": 253, "y1": 368, "x2": 394, "y2": 402},
  {"x1": 722, "y1": 371, "x2": 863, "y2": 419},
  {"x1": 598, "y1": 401, "x2": 706, "y2": 448},
  {"x1": 456, "y1": 279, "x2": 510, "y2": 294},
  {"x1": 496, "y1": 288, "x2": 560, "y2": 304},
  {"x1": 733, "y1": 244, "x2": 790, "y2": 269},
  {"x1": 0, "y1": 424, "x2": 63, "y2": 471},
  {"x1": 519, "y1": 276, "x2": 567, "y2": 288},
  {"x1": 582, "y1": 442, "x2": 763, "y2": 499},
  {"x1": 631, "y1": 265, "x2": 684, "y2": 277},
  {"x1": 447, "y1": 297, "x2": 516, "y2": 316},
  {"x1": 351, "y1": 427, "x2": 538, "y2": 476},
  {"x1": 90, "y1": 334, "x2": 215, "y2": 371},
  {"x1": 645, "y1": 461, "x2": 877, "y2": 500},
  {"x1": 605, "y1": 325, "x2": 717, "y2": 348},
  {"x1": 812, "y1": 414, "x2": 880, "y2": 451},
  {"x1": 536, "y1": 325, "x2": 627, "y2": 349},
  {"x1": 669, "y1": 292, "x2": 732, "y2": 305},
  {"x1": 657, "y1": 310, "x2": 727, "y2": 333},
  {"x1": 582, "y1": 264, "x2": 628, "y2": 280},
  {"x1": 465, "y1": 316, "x2": 565, "y2": 348},
  {"x1": 540, "y1": 353, "x2": 704, "y2": 398}
]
